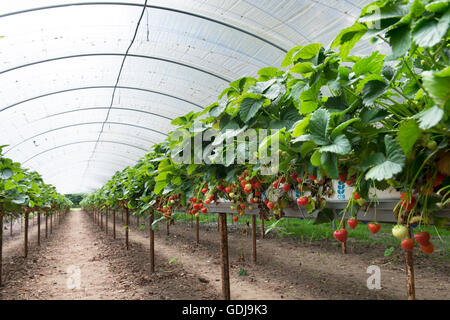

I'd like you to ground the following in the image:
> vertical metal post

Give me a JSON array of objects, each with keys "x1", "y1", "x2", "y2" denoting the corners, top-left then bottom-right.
[
  {"x1": 38, "y1": 212, "x2": 41, "y2": 246},
  {"x1": 113, "y1": 210, "x2": 116, "y2": 239},
  {"x1": 218, "y1": 213, "x2": 230, "y2": 300},
  {"x1": 260, "y1": 217, "x2": 265, "y2": 239},
  {"x1": 125, "y1": 206, "x2": 129, "y2": 250},
  {"x1": 149, "y1": 213, "x2": 155, "y2": 273},
  {"x1": 24, "y1": 211, "x2": 29, "y2": 258},
  {"x1": 406, "y1": 226, "x2": 415, "y2": 300},
  {"x1": 252, "y1": 215, "x2": 257, "y2": 263},
  {"x1": 196, "y1": 216, "x2": 199, "y2": 245}
]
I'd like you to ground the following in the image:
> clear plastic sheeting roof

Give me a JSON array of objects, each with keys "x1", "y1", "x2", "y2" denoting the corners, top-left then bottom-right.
[{"x1": 0, "y1": 0, "x2": 382, "y2": 194}]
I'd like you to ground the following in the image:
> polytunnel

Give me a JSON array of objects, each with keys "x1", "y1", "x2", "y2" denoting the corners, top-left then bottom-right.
[{"x1": 0, "y1": 0, "x2": 381, "y2": 194}]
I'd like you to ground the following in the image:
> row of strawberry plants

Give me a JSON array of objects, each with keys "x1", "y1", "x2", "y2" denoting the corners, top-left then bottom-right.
[
  {"x1": 83, "y1": 0, "x2": 449, "y2": 250},
  {"x1": 0, "y1": 145, "x2": 72, "y2": 286}
]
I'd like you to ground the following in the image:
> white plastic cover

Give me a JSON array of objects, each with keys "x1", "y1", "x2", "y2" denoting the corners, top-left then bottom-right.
[{"x1": 0, "y1": 0, "x2": 385, "y2": 193}]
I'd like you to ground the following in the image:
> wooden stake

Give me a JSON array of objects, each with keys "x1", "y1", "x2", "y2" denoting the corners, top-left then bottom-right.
[
  {"x1": 0, "y1": 213, "x2": 3, "y2": 286},
  {"x1": 113, "y1": 210, "x2": 116, "y2": 239},
  {"x1": 218, "y1": 213, "x2": 230, "y2": 300},
  {"x1": 260, "y1": 217, "x2": 265, "y2": 239},
  {"x1": 38, "y1": 212, "x2": 41, "y2": 246},
  {"x1": 406, "y1": 226, "x2": 415, "y2": 300},
  {"x1": 149, "y1": 214, "x2": 155, "y2": 273},
  {"x1": 125, "y1": 206, "x2": 129, "y2": 250},
  {"x1": 196, "y1": 215, "x2": 199, "y2": 245},
  {"x1": 24, "y1": 211, "x2": 29, "y2": 258},
  {"x1": 252, "y1": 215, "x2": 257, "y2": 263}
]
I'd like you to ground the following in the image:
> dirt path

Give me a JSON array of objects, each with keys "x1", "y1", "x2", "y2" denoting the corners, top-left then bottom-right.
[
  {"x1": 0, "y1": 211, "x2": 218, "y2": 300},
  {"x1": 1, "y1": 210, "x2": 448, "y2": 300},
  {"x1": 110, "y1": 214, "x2": 449, "y2": 300}
]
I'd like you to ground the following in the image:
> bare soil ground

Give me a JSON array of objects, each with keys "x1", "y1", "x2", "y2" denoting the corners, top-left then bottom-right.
[
  {"x1": 0, "y1": 210, "x2": 448, "y2": 300},
  {"x1": 0, "y1": 211, "x2": 218, "y2": 300}
]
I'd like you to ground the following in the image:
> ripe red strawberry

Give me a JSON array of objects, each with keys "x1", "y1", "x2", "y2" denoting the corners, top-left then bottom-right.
[
  {"x1": 338, "y1": 173, "x2": 347, "y2": 183},
  {"x1": 224, "y1": 187, "x2": 232, "y2": 193},
  {"x1": 279, "y1": 177, "x2": 286, "y2": 183},
  {"x1": 347, "y1": 219, "x2": 358, "y2": 229},
  {"x1": 201, "y1": 188, "x2": 207, "y2": 194},
  {"x1": 296, "y1": 177, "x2": 303, "y2": 183},
  {"x1": 282, "y1": 184, "x2": 291, "y2": 192},
  {"x1": 264, "y1": 199, "x2": 269, "y2": 205},
  {"x1": 368, "y1": 222, "x2": 381, "y2": 234},
  {"x1": 353, "y1": 192, "x2": 361, "y2": 200},
  {"x1": 333, "y1": 229, "x2": 348, "y2": 243},
  {"x1": 272, "y1": 181, "x2": 279, "y2": 188},
  {"x1": 233, "y1": 216, "x2": 239, "y2": 222},
  {"x1": 239, "y1": 203, "x2": 246, "y2": 210},
  {"x1": 255, "y1": 191, "x2": 262, "y2": 197},
  {"x1": 267, "y1": 201, "x2": 275, "y2": 210},
  {"x1": 201, "y1": 207, "x2": 208, "y2": 214},
  {"x1": 290, "y1": 173, "x2": 298, "y2": 180},
  {"x1": 400, "y1": 195, "x2": 416, "y2": 211},
  {"x1": 204, "y1": 199, "x2": 211, "y2": 204},
  {"x1": 401, "y1": 238, "x2": 414, "y2": 251},
  {"x1": 217, "y1": 185, "x2": 224, "y2": 191},
  {"x1": 420, "y1": 242, "x2": 434, "y2": 254},
  {"x1": 242, "y1": 229, "x2": 247, "y2": 235},
  {"x1": 428, "y1": 173, "x2": 445, "y2": 187},
  {"x1": 193, "y1": 204, "x2": 200, "y2": 210},
  {"x1": 414, "y1": 232, "x2": 430, "y2": 245},
  {"x1": 192, "y1": 197, "x2": 197, "y2": 202},
  {"x1": 309, "y1": 174, "x2": 317, "y2": 181},
  {"x1": 297, "y1": 197, "x2": 308, "y2": 207}
]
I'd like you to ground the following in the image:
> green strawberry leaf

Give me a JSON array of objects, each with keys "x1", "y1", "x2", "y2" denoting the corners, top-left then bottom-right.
[
  {"x1": 422, "y1": 67, "x2": 450, "y2": 108},
  {"x1": 319, "y1": 134, "x2": 351, "y2": 155},
  {"x1": 309, "y1": 109, "x2": 330, "y2": 145},
  {"x1": 240, "y1": 97, "x2": 264, "y2": 123},
  {"x1": 413, "y1": 105, "x2": 444, "y2": 129},
  {"x1": 362, "y1": 80, "x2": 388, "y2": 106},
  {"x1": 397, "y1": 119, "x2": 421, "y2": 156},
  {"x1": 365, "y1": 135, "x2": 406, "y2": 181},
  {"x1": 411, "y1": 9, "x2": 450, "y2": 47}
]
